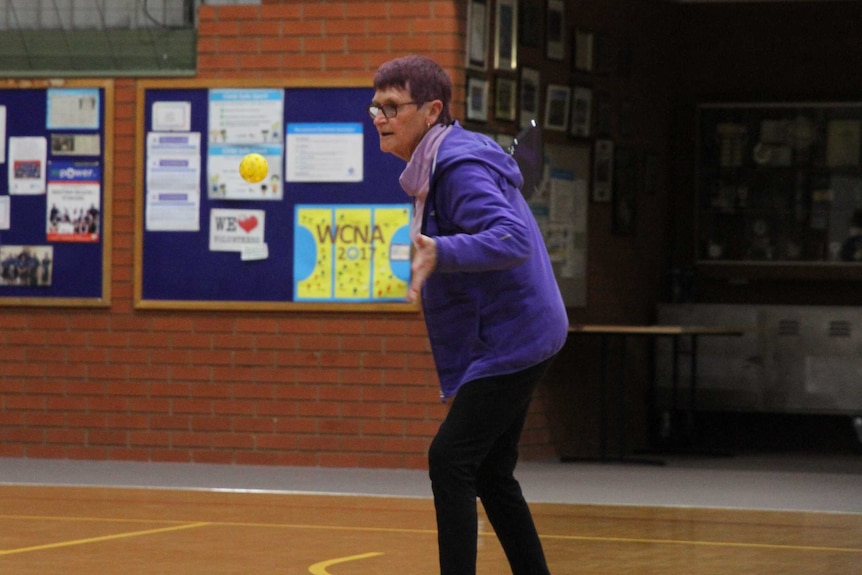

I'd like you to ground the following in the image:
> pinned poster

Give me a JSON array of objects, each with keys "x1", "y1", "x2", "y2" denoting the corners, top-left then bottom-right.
[
  {"x1": 208, "y1": 143, "x2": 282, "y2": 201},
  {"x1": 209, "y1": 208, "x2": 266, "y2": 256},
  {"x1": 285, "y1": 123, "x2": 363, "y2": 182},
  {"x1": 46, "y1": 161, "x2": 101, "y2": 242},
  {"x1": 0, "y1": 105, "x2": 6, "y2": 163},
  {"x1": 46, "y1": 88, "x2": 100, "y2": 130},
  {"x1": 208, "y1": 88, "x2": 283, "y2": 144},
  {"x1": 293, "y1": 204, "x2": 412, "y2": 302},
  {"x1": 145, "y1": 132, "x2": 202, "y2": 231},
  {"x1": 0, "y1": 196, "x2": 9, "y2": 230},
  {"x1": 152, "y1": 101, "x2": 192, "y2": 132},
  {"x1": 8, "y1": 137, "x2": 48, "y2": 195}
]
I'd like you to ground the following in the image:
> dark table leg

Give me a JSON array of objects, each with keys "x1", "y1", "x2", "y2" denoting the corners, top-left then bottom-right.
[
  {"x1": 599, "y1": 334, "x2": 608, "y2": 460},
  {"x1": 687, "y1": 334, "x2": 698, "y2": 443},
  {"x1": 668, "y1": 334, "x2": 730, "y2": 456},
  {"x1": 617, "y1": 335, "x2": 627, "y2": 460},
  {"x1": 619, "y1": 335, "x2": 663, "y2": 465},
  {"x1": 671, "y1": 334, "x2": 680, "y2": 437}
]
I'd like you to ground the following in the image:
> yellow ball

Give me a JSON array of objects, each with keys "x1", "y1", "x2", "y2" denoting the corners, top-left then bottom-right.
[{"x1": 239, "y1": 153, "x2": 269, "y2": 184}]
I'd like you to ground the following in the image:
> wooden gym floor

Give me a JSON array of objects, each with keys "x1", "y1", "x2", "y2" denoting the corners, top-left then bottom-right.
[{"x1": 1, "y1": 456, "x2": 860, "y2": 574}]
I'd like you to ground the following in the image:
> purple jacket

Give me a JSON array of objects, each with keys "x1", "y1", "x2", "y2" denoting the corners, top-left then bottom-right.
[{"x1": 421, "y1": 124, "x2": 569, "y2": 399}]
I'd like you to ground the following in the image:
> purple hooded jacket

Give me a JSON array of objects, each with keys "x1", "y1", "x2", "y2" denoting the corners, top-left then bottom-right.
[{"x1": 420, "y1": 124, "x2": 569, "y2": 399}]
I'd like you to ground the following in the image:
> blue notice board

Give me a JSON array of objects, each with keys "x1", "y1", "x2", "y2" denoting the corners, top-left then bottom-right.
[
  {"x1": 0, "y1": 80, "x2": 112, "y2": 307},
  {"x1": 136, "y1": 80, "x2": 413, "y2": 311}
]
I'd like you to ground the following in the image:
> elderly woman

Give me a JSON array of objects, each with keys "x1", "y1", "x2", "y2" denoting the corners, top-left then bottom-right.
[{"x1": 369, "y1": 55, "x2": 568, "y2": 575}]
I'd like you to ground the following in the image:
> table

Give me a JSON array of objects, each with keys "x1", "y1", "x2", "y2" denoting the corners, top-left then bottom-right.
[{"x1": 563, "y1": 324, "x2": 745, "y2": 464}]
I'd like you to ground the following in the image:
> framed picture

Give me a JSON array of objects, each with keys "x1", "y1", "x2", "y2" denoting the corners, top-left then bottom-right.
[
  {"x1": 574, "y1": 29, "x2": 594, "y2": 72},
  {"x1": 543, "y1": 84, "x2": 571, "y2": 132},
  {"x1": 592, "y1": 139, "x2": 614, "y2": 202},
  {"x1": 518, "y1": 0, "x2": 541, "y2": 48},
  {"x1": 519, "y1": 67, "x2": 540, "y2": 129},
  {"x1": 612, "y1": 146, "x2": 637, "y2": 235},
  {"x1": 545, "y1": 0, "x2": 565, "y2": 61},
  {"x1": 495, "y1": 0, "x2": 518, "y2": 70},
  {"x1": 569, "y1": 86, "x2": 592, "y2": 137},
  {"x1": 466, "y1": 0, "x2": 490, "y2": 70},
  {"x1": 495, "y1": 77, "x2": 517, "y2": 121},
  {"x1": 466, "y1": 77, "x2": 489, "y2": 122}
]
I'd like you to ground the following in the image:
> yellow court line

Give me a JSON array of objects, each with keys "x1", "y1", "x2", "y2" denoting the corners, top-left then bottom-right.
[
  {"x1": 2, "y1": 514, "x2": 859, "y2": 556},
  {"x1": 0, "y1": 522, "x2": 211, "y2": 557},
  {"x1": 170, "y1": 520, "x2": 862, "y2": 555},
  {"x1": 541, "y1": 533, "x2": 862, "y2": 555},
  {"x1": 309, "y1": 552, "x2": 383, "y2": 575},
  {"x1": 0, "y1": 514, "x2": 195, "y2": 526},
  {"x1": 196, "y1": 520, "x2": 437, "y2": 536}
]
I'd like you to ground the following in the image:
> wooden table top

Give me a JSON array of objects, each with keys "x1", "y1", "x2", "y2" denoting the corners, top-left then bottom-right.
[{"x1": 567, "y1": 324, "x2": 746, "y2": 336}]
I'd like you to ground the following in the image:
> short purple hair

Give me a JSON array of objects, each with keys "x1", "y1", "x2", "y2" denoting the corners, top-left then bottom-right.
[{"x1": 373, "y1": 55, "x2": 453, "y2": 125}]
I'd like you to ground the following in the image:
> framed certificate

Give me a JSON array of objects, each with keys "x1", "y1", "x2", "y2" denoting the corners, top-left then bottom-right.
[
  {"x1": 466, "y1": 77, "x2": 489, "y2": 122},
  {"x1": 494, "y1": 0, "x2": 518, "y2": 70},
  {"x1": 466, "y1": 0, "x2": 490, "y2": 70}
]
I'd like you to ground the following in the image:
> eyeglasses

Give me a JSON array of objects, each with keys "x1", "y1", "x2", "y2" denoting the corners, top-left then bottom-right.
[{"x1": 367, "y1": 101, "x2": 418, "y2": 119}]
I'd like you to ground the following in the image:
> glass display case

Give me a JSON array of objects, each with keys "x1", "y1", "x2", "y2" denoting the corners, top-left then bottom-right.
[{"x1": 697, "y1": 102, "x2": 862, "y2": 271}]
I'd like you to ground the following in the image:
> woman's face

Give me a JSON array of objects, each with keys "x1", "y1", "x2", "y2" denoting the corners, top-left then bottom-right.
[{"x1": 371, "y1": 86, "x2": 438, "y2": 161}]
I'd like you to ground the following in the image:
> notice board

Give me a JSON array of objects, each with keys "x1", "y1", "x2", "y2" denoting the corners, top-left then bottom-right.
[
  {"x1": 134, "y1": 79, "x2": 414, "y2": 311},
  {"x1": 0, "y1": 79, "x2": 113, "y2": 307}
]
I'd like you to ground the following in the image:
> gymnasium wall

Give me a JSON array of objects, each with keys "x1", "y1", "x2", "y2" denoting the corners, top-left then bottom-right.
[
  {"x1": 0, "y1": 0, "x2": 565, "y2": 470},
  {"x1": 1, "y1": 0, "x2": 690, "y2": 468}
]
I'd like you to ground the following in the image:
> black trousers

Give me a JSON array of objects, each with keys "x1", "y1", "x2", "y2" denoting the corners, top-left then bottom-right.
[{"x1": 428, "y1": 357, "x2": 555, "y2": 575}]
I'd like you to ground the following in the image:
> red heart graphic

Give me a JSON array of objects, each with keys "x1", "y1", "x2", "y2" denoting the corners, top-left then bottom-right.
[{"x1": 238, "y1": 215, "x2": 258, "y2": 233}]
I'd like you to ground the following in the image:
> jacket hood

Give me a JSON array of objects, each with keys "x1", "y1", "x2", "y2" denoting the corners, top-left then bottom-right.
[{"x1": 433, "y1": 124, "x2": 524, "y2": 192}]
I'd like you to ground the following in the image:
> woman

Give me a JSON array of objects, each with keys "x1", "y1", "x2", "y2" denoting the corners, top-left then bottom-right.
[{"x1": 369, "y1": 55, "x2": 568, "y2": 575}]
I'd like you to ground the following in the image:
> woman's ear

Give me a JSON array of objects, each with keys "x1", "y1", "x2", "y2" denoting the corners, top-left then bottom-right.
[{"x1": 427, "y1": 99, "x2": 443, "y2": 124}]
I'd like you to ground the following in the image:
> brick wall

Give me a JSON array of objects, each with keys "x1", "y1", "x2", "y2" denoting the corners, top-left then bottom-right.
[{"x1": 0, "y1": 0, "x2": 557, "y2": 470}]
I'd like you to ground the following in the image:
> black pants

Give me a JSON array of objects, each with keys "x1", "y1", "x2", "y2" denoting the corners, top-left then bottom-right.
[{"x1": 428, "y1": 357, "x2": 555, "y2": 575}]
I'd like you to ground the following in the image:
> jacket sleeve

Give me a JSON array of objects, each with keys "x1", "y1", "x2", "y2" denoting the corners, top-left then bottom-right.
[{"x1": 431, "y1": 160, "x2": 533, "y2": 273}]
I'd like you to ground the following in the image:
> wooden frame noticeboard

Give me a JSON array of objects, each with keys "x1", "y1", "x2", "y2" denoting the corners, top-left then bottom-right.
[
  {"x1": 0, "y1": 78, "x2": 113, "y2": 307},
  {"x1": 134, "y1": 78, "x2": 416, "y2": 312}
]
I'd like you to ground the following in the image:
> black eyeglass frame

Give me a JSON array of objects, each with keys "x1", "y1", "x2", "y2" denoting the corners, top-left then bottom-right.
[{"x1": 367, "y1": 101, "x2": 418, "y2": 119}]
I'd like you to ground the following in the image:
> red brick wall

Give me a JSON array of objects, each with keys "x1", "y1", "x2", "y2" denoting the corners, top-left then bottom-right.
[{"x1": 0, "y1": 0, "x2": 557, "y2": 469}]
